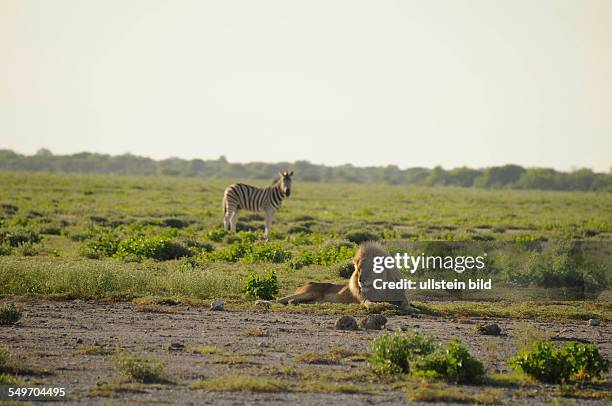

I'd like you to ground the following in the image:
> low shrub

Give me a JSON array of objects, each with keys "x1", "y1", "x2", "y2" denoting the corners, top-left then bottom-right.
[
  {"x1": 180, "y1": 238, "x2": 214, "y2": 253},
  {"x1": 0, "y1": 227, "x2": 41, "y2": 247},
  {"x1": 208, "y1": 241, "x2": 253, "y2": 262},
  {"x1": 79, "y1": 231, "x2": 120, "y2": 258},
  {"x1": 113, "y1": 351, "x2": 166, "y2": 383},
  {"x1": 335, "y1": 260, "x2": 355, "y2": 278},
  {"x1": 245, "y1": 243, "x2": 292, "y2": 263},
  {"x1": 16, "y1": 242, "x2": 39, "y2": 256},
  {"x1": 299, "y1": 244, "x2": 356, "y2": 266},
  {"x1": 208, "y1": 240, "x2": 291, "y2": 263},
  {"x1": 369, "y1": 331, "x2": 485, "y2": 384},
  {"x1": 242, "y1": 270, "x2": 279, "y2": 300},
  {"x1": 115, "y1": 236, "x2": 192, "y2": 261},
  {"x1": 1, "y1": 204, "x2": 18, "y2": 215},
  {"x1": 288, "y1": 225, "x2": 311, "y2": 234},
  {"x1": 369, "y1": 330, "x2": 436, "y2": 375},
  {"x1": 345, "y1": 230, "x2": 380, "y2": 244},
  {"x1": 39, "y1": 224, "x2": 62, "y2": 235},
  {"x1": 0, "y1": 303, "x2": 23, "y2": 325},
  {"x1": 206, "y1": 228, "x2": 229, "y2": 242},
  {"x1": 289, "y1": 232, "x2": 323, "y2": 246},
  {"x1": 414, "y1": 339, "x2": 485, "y2": 384},
  {"x1": 161, "y1": 218, "x2": 189, "y2": 228},
  {"x1": 509, "y1": 340, "x2": 609, "y2": 384}
]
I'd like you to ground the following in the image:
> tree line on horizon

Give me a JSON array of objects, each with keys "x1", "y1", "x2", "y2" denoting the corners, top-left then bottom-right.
[{"x1": 0, "y1": 149, "x2": 610, "y2": 192}]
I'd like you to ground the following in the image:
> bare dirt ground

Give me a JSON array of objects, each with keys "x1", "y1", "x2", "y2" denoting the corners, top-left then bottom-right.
[{"x1": 2, "y1": 301, "x2": 610, "y2": 405}]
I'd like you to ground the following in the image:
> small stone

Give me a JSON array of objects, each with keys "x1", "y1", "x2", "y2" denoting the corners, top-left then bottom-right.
[
  {"x1": 359, "y1": 314, "x2": 387, "y2": 330},
  {"x1": 210, "y1": 300, "x2": 224, "y2": 311},
  {"x1": 588, "y1": 318, "x2": 601, "y2": 326},
  {"x1": 255, "y1": 300, "x2": 272, "y2": 312},
  {"x1": 334, "y1": 315, "x2": 358, "y2": 331},
  {"x1": 76, "y1": 338, "x2": 83, "y2": 344},
  {"x1": 168, "y1": 342, "x2": 185, "y2": 351},
  {"x1": 476, "y1": 323, "x2": 502, "y2": 336}
]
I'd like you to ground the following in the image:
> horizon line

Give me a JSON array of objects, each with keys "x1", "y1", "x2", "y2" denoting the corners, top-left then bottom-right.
[{"x1": 1, "y1": 147, "x2": 609, "y2": 175}]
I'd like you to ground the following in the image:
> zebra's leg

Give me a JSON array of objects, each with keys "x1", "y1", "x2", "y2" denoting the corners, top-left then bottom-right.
[
  {"x1": 263, "y1": 209, "x2": 274, "y2": 240},
  {"x1": 229, "y1": 209, "x2": 239, "y2": 232},
  {"x1": 223, "y1": 208, "x2": 231, "y2": 231}
]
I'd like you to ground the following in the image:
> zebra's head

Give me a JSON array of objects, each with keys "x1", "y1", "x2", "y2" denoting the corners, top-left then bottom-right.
[{"x1": 278, "y1": 171, "x2": 294, "y2": 197}]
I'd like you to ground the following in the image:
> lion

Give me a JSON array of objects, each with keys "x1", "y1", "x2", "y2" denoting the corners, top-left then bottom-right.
[{"x1": 277, "y1": 241, "x2": 418, "y2": 313}]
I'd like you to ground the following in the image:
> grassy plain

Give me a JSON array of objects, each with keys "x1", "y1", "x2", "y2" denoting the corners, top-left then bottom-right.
[{"x1": 0, "y1": 171, "x2": 610, "y2": 316}]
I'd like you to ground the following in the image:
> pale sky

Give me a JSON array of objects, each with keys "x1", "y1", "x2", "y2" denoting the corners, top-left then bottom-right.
[{"x1": 1, "y1": 0, "x2": 611, "y2": 171}]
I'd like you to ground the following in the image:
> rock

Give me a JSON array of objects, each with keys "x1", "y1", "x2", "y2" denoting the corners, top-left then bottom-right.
[
  {"x1": 255, "y1": 300, "x2": 272, "y2": 312},
  {"x1": 588, "y1": 318, "x2": 601, "y2": 326},
  {"x1": 334, "y1": 315, "x2": 358, "y2": 331},
  {"x1": 168, "y1": 342, "x2": 185, "y2": 351},
  {"x1": 359, "y1": 314, "x2": 387, "y2": 330},
  {"x1": 76, "y1": 338, "x2": 83, "y2": 344},
  {"x1": 210, "y1": 300, "x2": 224, "y2": 311},
  {"x1": 477, "y1": 323, "x2": 502, "y2": 336}
]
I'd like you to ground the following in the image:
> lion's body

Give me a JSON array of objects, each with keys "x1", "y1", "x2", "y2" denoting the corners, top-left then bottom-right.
[
  {"x1": 276, "y1": 282, "x2": 358, "y2": 305},
  {"x1": 277, "y1": 242, "x2": 415, "y2": 313}
]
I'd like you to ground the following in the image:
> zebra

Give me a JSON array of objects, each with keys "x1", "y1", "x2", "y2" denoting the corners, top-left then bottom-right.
[{"x1": 223, "y1": 171, "x2": 293, "y2": 239}]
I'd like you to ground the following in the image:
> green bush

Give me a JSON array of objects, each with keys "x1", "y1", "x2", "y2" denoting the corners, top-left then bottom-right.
[
  {"x1": 208, "y1": 240, "x2": 291, "y2": 263},
  {"x1": 113, "y1": 351, "x2": 166, "y2": 383},
  {"x1": 335, "y1": 260, "x2": 355, "y2": 278},
  {"x1": 369, "y1": 332, "x2": 485, "y2": 384},
  {"x1": 510, "y1": 341, "x2": 609, "y2": 384},
  {"x1": 245, "y1": 243, "x2": 292, "y2": 263},
  {"x1": 180, "y1": 238, "x2": 214, "y2": 253},
  {"x1": 242, "y1": 270, "x2": 279, "y2": 300},
  {"x1": 16, "y1": 242, "x2": 39, "y2": 256},
  {"x1": 208, "y1": 241, "x2": 253, "y2": 262},
  {"x1": 299, "y1": 244, "x2": 356, "y2": 266},
  {"x1": 0, "y1": 303, "x2": 23, "y2": 325},
  {"x1": 0, "y1": 227, "x2": 41, "y2": 247},
  {"x1": 414, "y1": 339, "x2": 485, "y2": 384},
  {"x1": 345, "y1": 230, "x2": 380, "y2": 244},
  {"x1": 289, "y1": 232, "x2": 323, "y2": 246},
  {"x1": 115, "y1": 236, "x2": 192, "y2": 261},
  {"x1": 288, "y1": 258, "x2": 305, "y2": 270},
  {"x1": 206, "y1": 228, "x2": 229, "y2": 242},
  {"x1": 369, "y1": 330, "x2": 436, "y2": 375},
  {"x1": 39, "y1": 224, "x2": 62, "y2": 235},
  {"x1": 79, "y1": 232, "x2": 121, "y2": 258}
]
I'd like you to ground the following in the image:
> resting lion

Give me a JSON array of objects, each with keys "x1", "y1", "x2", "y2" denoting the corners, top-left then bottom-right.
[{"x1": 278, "y1": 242, "x2": 418, "y2": 313}]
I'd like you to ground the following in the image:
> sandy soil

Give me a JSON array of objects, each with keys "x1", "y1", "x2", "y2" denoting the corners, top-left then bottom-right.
[{"x1": 1, "y1": 301, "x2": 610, "y2": 405}]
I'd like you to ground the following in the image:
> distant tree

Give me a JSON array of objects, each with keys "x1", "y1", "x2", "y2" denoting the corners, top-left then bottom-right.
[
  {"x1": 35, "y1": 148, "x2": 53, "y2": 156},
  {"x1": 0, "y1": 149, "x2": 609, "y2": 191},
  {"x1": 474, "y1": 164, "x2": 526, "y2": 188}
]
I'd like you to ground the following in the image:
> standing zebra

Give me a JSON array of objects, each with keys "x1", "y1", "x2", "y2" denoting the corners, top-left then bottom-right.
[{"x1": 223, "y1": 171, "x2": 293, "y2": 239}]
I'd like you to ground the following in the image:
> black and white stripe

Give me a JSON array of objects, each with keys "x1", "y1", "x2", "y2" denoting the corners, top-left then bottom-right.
[
  {"x1": 223, "y1": 182, "x2": 285, "y2": 213},
  {"x1": 222, "y1": 171, "x2": 293, "y2": 238}
]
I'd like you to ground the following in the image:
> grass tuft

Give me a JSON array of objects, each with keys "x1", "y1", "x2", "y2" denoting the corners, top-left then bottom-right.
[
  {"x1": 0, "y1": 303, "x2": 23, "y2": 325},
  {"x1": 113, "y1": 351, "x2": 167, "y2": 383}
]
